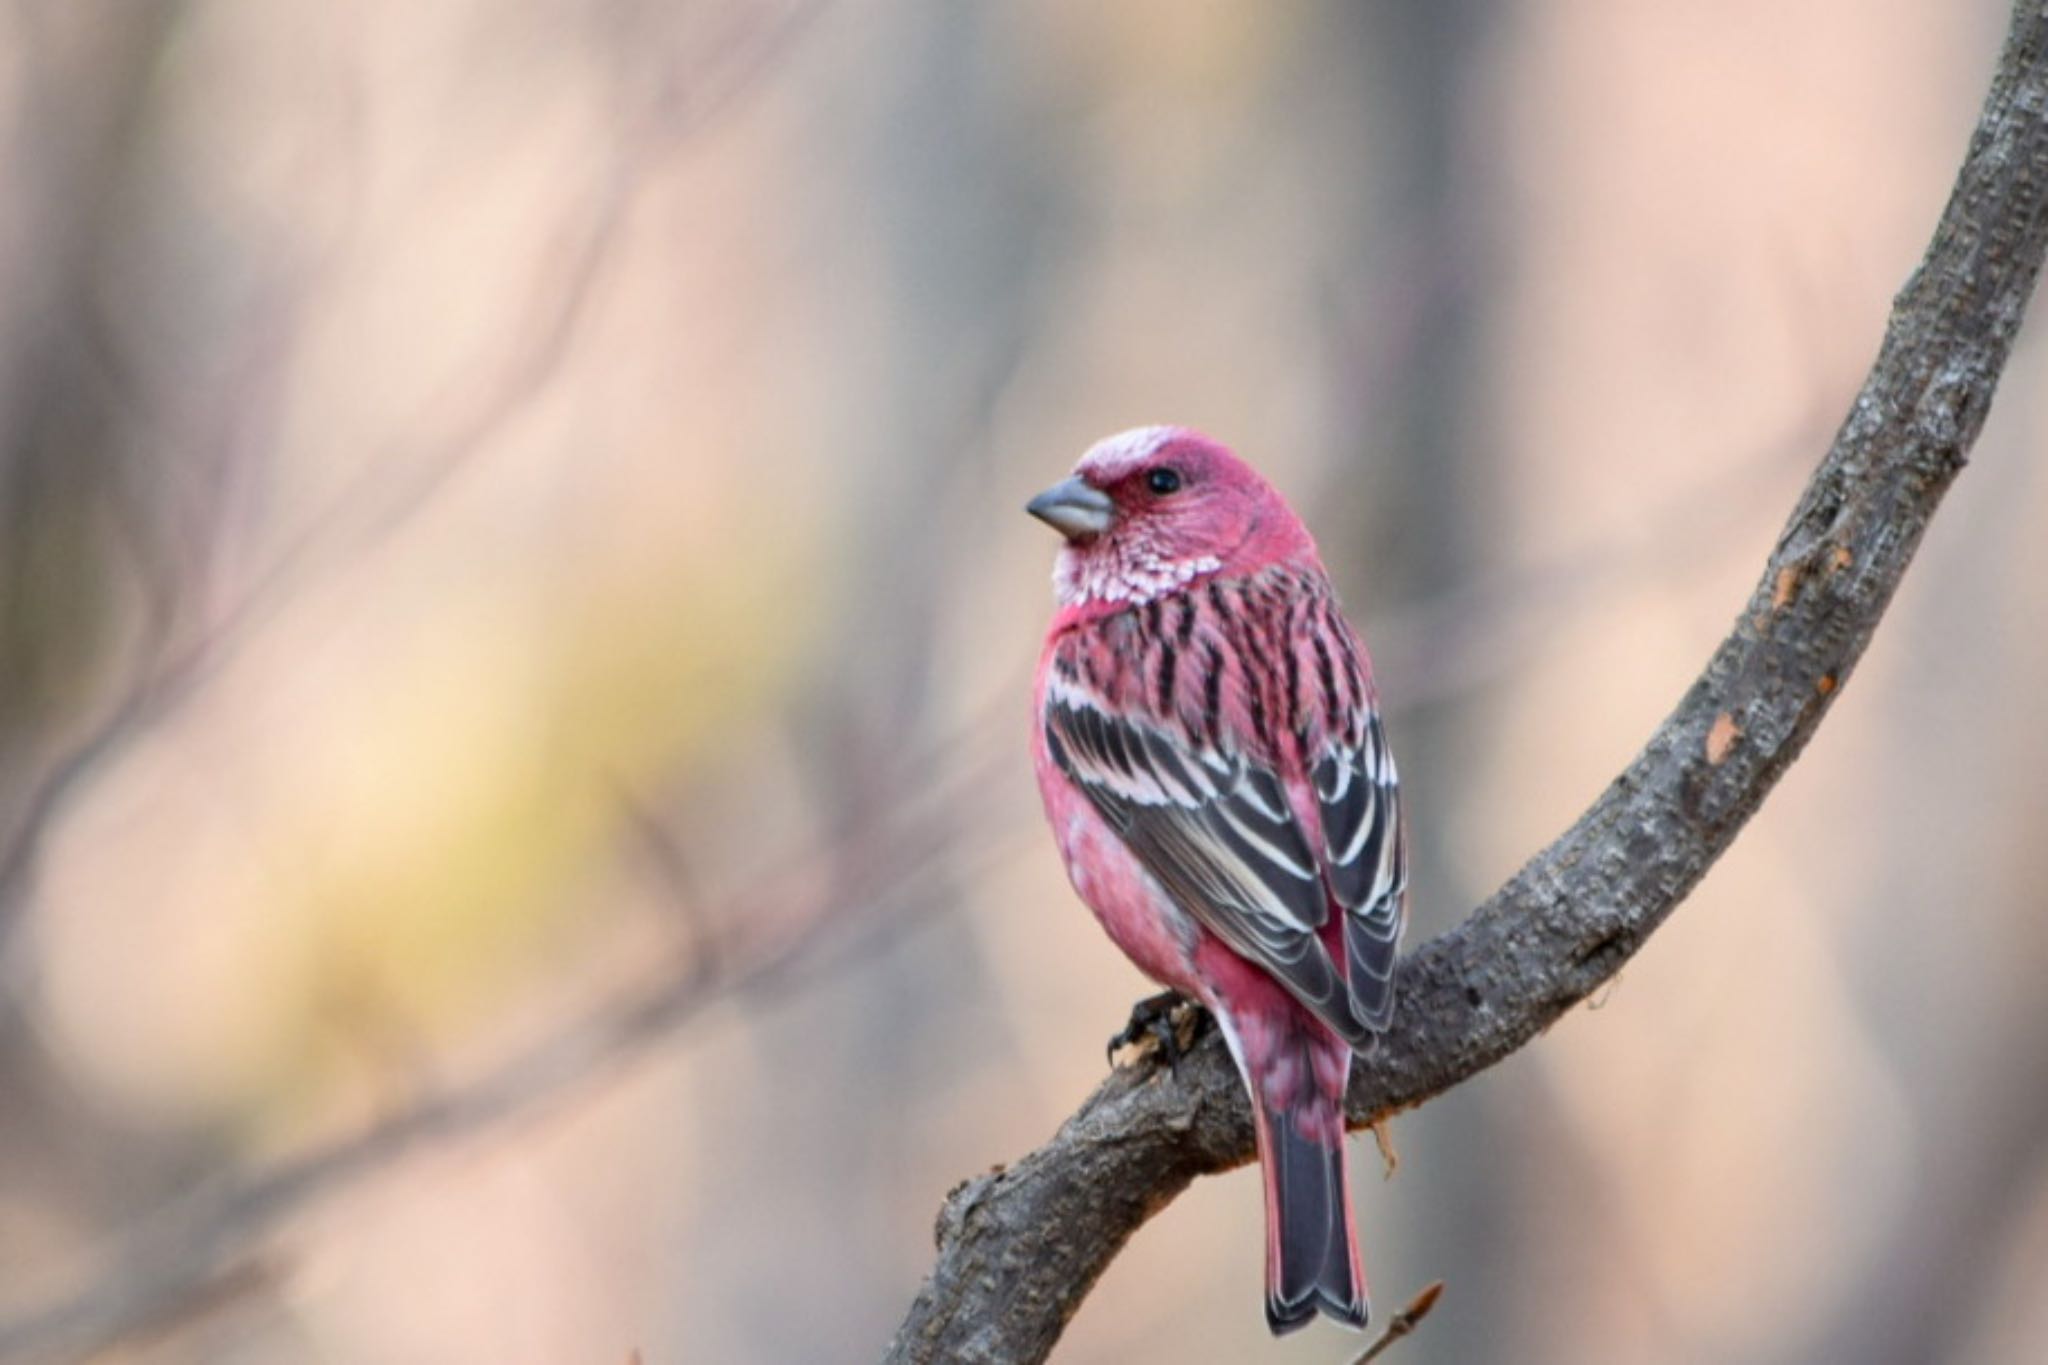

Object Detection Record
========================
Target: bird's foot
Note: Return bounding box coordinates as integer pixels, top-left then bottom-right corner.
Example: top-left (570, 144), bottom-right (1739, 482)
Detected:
top-left (1106, 991), bottom-right (1210, 1072)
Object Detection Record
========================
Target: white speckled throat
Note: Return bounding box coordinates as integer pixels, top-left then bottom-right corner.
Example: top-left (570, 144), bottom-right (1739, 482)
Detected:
top-left (1052, 536), bottom-right (1223, 608)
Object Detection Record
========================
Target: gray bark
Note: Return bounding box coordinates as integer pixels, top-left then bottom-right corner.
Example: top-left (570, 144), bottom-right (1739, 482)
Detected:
top-left (884, 4), bottom-right (2048, 1361)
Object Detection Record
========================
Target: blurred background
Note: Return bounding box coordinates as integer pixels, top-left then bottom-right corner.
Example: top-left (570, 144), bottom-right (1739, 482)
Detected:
top-left (0, 1), bottom-right (2043, 1361)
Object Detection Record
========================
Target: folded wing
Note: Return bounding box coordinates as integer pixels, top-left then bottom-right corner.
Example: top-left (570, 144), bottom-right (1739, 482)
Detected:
top-left (1046, 692), bottom-right (1390, 1048)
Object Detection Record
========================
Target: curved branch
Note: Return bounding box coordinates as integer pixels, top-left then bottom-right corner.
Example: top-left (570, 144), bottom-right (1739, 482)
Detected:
top-left (885, 6), bottom-right (2048, 1361)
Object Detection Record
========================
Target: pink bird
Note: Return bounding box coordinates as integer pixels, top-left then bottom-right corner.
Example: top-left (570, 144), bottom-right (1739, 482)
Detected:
top-left (1027, 426), bottom-right (1407, 1336)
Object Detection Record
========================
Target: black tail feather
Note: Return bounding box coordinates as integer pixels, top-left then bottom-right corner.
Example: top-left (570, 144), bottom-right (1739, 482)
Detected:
top-left (1260, 1105), bottom-right (1369, 1335)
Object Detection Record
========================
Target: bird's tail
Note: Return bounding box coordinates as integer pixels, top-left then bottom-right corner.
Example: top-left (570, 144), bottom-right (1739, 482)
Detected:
top-left (1252, 1090), bottom-right (1368, 1335)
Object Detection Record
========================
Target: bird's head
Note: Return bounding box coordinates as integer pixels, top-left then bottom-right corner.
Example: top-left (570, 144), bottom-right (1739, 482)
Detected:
top-left (1028, 426), bottom-right (1318, 610)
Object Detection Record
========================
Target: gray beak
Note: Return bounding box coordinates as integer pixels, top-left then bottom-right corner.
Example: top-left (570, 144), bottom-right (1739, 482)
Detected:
top-left (1025, 476), bottom-right (1115, 540)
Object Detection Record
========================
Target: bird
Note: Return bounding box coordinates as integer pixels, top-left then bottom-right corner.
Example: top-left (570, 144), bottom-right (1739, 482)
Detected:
top-left (1026, 425), bottom-right (1407, 1336)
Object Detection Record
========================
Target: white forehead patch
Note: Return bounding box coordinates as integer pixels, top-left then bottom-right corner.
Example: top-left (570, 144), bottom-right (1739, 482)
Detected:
top-left (1075, 425), bottom-right (1178, 484)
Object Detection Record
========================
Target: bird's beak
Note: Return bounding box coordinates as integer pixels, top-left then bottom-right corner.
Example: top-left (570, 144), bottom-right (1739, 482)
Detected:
top-left (1025, 476), bottom-right (1115, 541)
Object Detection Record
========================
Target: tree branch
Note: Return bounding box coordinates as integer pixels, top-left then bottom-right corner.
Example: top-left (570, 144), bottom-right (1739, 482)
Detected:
top-left (885, 6), bottom-right (2048, 1361)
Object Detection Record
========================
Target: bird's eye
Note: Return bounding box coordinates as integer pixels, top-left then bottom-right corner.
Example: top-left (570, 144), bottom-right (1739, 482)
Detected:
top-left (1146, 467), bottom-right (1183, 495)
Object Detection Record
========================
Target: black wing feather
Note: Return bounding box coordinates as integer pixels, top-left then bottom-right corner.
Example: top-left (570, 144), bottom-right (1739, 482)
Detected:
top-left (1046, 695), bottom-right (1378, 1047)
top-left (1312, 710), bottom-right (1404, 1031)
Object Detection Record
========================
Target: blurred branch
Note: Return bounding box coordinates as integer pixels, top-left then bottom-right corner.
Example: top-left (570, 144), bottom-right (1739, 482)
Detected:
top-left (0, 734), bottom-right (1008, 1363)
top-left (1366, 409), bottom-right (1819, 709)
top-left (0, 662), bottom-right (1014, 1360)
top-left (884, 6), bottom-right (2048, 1362)
top-left (0, 0), bottom-right (828, 947)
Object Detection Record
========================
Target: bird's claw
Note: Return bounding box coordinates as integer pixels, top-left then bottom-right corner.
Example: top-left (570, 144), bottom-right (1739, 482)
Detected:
top-left (1107, 990), bottom-right (1210, 1073)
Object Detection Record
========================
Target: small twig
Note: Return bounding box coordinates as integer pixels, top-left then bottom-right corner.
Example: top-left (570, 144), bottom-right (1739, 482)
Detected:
top-left (1368, 1117), bottom-right (1400, 1179)
top-left (618, 784), bottom-right (720, 983)
top-left (1352, 1281), bottom-right (1444, 1364)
